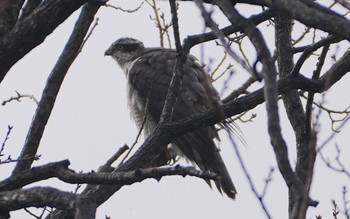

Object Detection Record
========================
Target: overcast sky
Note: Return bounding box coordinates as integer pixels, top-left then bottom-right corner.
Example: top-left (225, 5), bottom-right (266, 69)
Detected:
top-left (1, 0), bottom-right (350, 218)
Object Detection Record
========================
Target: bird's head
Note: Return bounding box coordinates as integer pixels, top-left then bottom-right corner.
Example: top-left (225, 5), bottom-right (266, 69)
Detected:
top-left (105, 37), bottom-right (145, 67)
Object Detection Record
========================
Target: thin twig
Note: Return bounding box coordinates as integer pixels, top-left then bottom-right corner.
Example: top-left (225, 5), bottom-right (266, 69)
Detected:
top-left (2, 91), bottom-right (38, 106)
top-left (146, 0), bottom-right (165, 47)
top-left (261, 167), bottom-right (275, 198)
top-left (24, 208), bottom-right (40, 219)
top-left (224, 125), bottom-right (272, 219)
top-left (105, 2), bottom-right (143, 13)
top-left (194, 0), bottom-right (257, 78)
top-left (342, 186), bottom-right (350, 219)
top-left (160, 13), bottom-right (173, 48)
top-left (292, 27), bottom-right (312, 45)
top-left (318, 144), bottom-right (350, 179)
top-left (0, 125), bottom-right (13, 156)
top-left (0, 155), bottom-right (41, 165)
top-left (118, 115), bottom-right (147, 166)
top-left (79, 17), bottom-right (99, 53)
top-left (317, 115), bottom-right (350, 152)
top-left (291, 35), bottom-right (341, 76)
top-left (222, 76), bottom-right (257, 103)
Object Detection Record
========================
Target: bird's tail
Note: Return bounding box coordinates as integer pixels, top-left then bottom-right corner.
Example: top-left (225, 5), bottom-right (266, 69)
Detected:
top-left (211, 148), bottom-right (237, 199)
top-left (174, 129), bottom-right (237, 199)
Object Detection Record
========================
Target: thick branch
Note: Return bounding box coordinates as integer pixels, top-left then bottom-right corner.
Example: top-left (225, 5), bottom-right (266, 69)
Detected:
top-left (271, 0), bottom-right (350, 40)
top-left (0, 0), bottom-right (24, 36)
top-left (12, 1), bottom-right (102, 175)
top-left (275, 13), bottom-right (312, 218)
top-left (0, 0), bottom-right (90, 82)
top-left (18, 0), bottom-right (42, 22)
top-left (215, 0), bottom-right (305, 200)
top-left (321, 50), bottom-right (350, 90)
top-left (0, 187), bottom-right (96, 219)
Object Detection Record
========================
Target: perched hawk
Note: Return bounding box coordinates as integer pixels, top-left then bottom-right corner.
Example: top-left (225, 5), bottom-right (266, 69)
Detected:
top-left (105, 37), bottom-right (237, 199)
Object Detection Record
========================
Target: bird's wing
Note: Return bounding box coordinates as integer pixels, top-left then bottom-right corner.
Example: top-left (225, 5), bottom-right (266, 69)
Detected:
top-left (128, 49), bottom-right (237, 199)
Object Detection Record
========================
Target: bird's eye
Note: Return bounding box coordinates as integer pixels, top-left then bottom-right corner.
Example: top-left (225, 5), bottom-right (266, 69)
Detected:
top-left (116, 45), bottom-right (123, 50)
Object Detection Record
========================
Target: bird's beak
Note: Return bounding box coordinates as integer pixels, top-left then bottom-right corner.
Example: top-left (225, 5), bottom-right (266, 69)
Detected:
top-left (104, 48), bottom-right (112, 56)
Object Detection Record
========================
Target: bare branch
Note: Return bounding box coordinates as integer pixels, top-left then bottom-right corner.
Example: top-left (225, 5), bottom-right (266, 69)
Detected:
top-left (318, 144), bottom-right (350, 179)
top-left (321, 50), bottom-right (350, 91)
top-left (1, 91), bottom-right (38, 106)
top-left (222, 76), bottom-right (257, 102)
top-left (0, 187), bottom-right (96, 219)
top-left (79, 17), bottom-right (100, 53)
top-left (101, 145), bottom-right (129, 172)
top-left (105, 2), bottom-right (143, 13)
top-left (146, 0), bottom-right (166, 47)
top-left (118, 113), bottom-right (147, 166)
top-left (225, 127), bottom-right (272, 219)
top-left (342, 186), bottom-right (350, 219)
top-left (291, 35), bottom-right (341, 76)
top-left (292, 35), bottom-right (343, 54)
top-left (0, 125), bottom-right (13, 157)
top-left (270, 0), bottom-right (350, 40)
top-left (194, 1), bottom-right (259, 79)
top-left (157, 0), bottom-right (187, 125)
top-left (335, 0), bottom-right (350, 11)
top-left (18, 0), bottom-right (41, 22)
top-left (0, 160), bottom-right (217, 191)
top-left (0, 0), bottom-right (24, 36)
top-left (184, 9), bottom-right (274, 53)
top-left (318, 115), bottom-right (350, 152)
top-left (12, 1), bottom-right (103, 175)
top-left (0, 0), bottom-right (92, 81)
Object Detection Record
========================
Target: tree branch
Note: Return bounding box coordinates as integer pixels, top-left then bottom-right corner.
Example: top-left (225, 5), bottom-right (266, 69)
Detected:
top-left (12, 1), bottom-right (103, 175)
top-left (291, 35), bottom-right (342, 76)
top-left (0, 160), bottom-right (217, 191)
top-left (0, 0), bottom-right (24, 37)
top-left (18, 0), bottom-right (42, 22)
top-left (271, 0), bottom-right (350, 40)
top-left (321, 50), bottom-right (350, 90)
top-left (214, 2), bottom-right (312, 218)
top-left (0, 187), bottom-right (96, 219)
top-left (184, 9), bottom-right (274, 51)
top-left (275, 13), bottom-right (314, 218)
top-left (0, 0), bottom-right (92, 82)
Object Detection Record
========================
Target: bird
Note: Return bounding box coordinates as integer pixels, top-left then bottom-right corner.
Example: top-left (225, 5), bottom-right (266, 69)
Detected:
top-left (105, 37), bottom-right (237, 199)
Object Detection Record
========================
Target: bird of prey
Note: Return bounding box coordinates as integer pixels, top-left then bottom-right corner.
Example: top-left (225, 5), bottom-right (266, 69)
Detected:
top-left (105, 37), bottom-right (237, 199)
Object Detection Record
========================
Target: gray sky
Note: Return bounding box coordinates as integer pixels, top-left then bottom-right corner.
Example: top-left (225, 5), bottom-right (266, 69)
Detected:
top-left (1, 0), bottom-right (350, 218)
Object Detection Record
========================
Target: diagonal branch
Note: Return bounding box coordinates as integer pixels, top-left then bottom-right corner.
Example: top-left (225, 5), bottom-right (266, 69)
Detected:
top-left (158, 0), bottom-right (187, 124)
top-left (12, 1), bottom-right (103, 175)
top-left (0, 0), bottom-right (25, 37)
